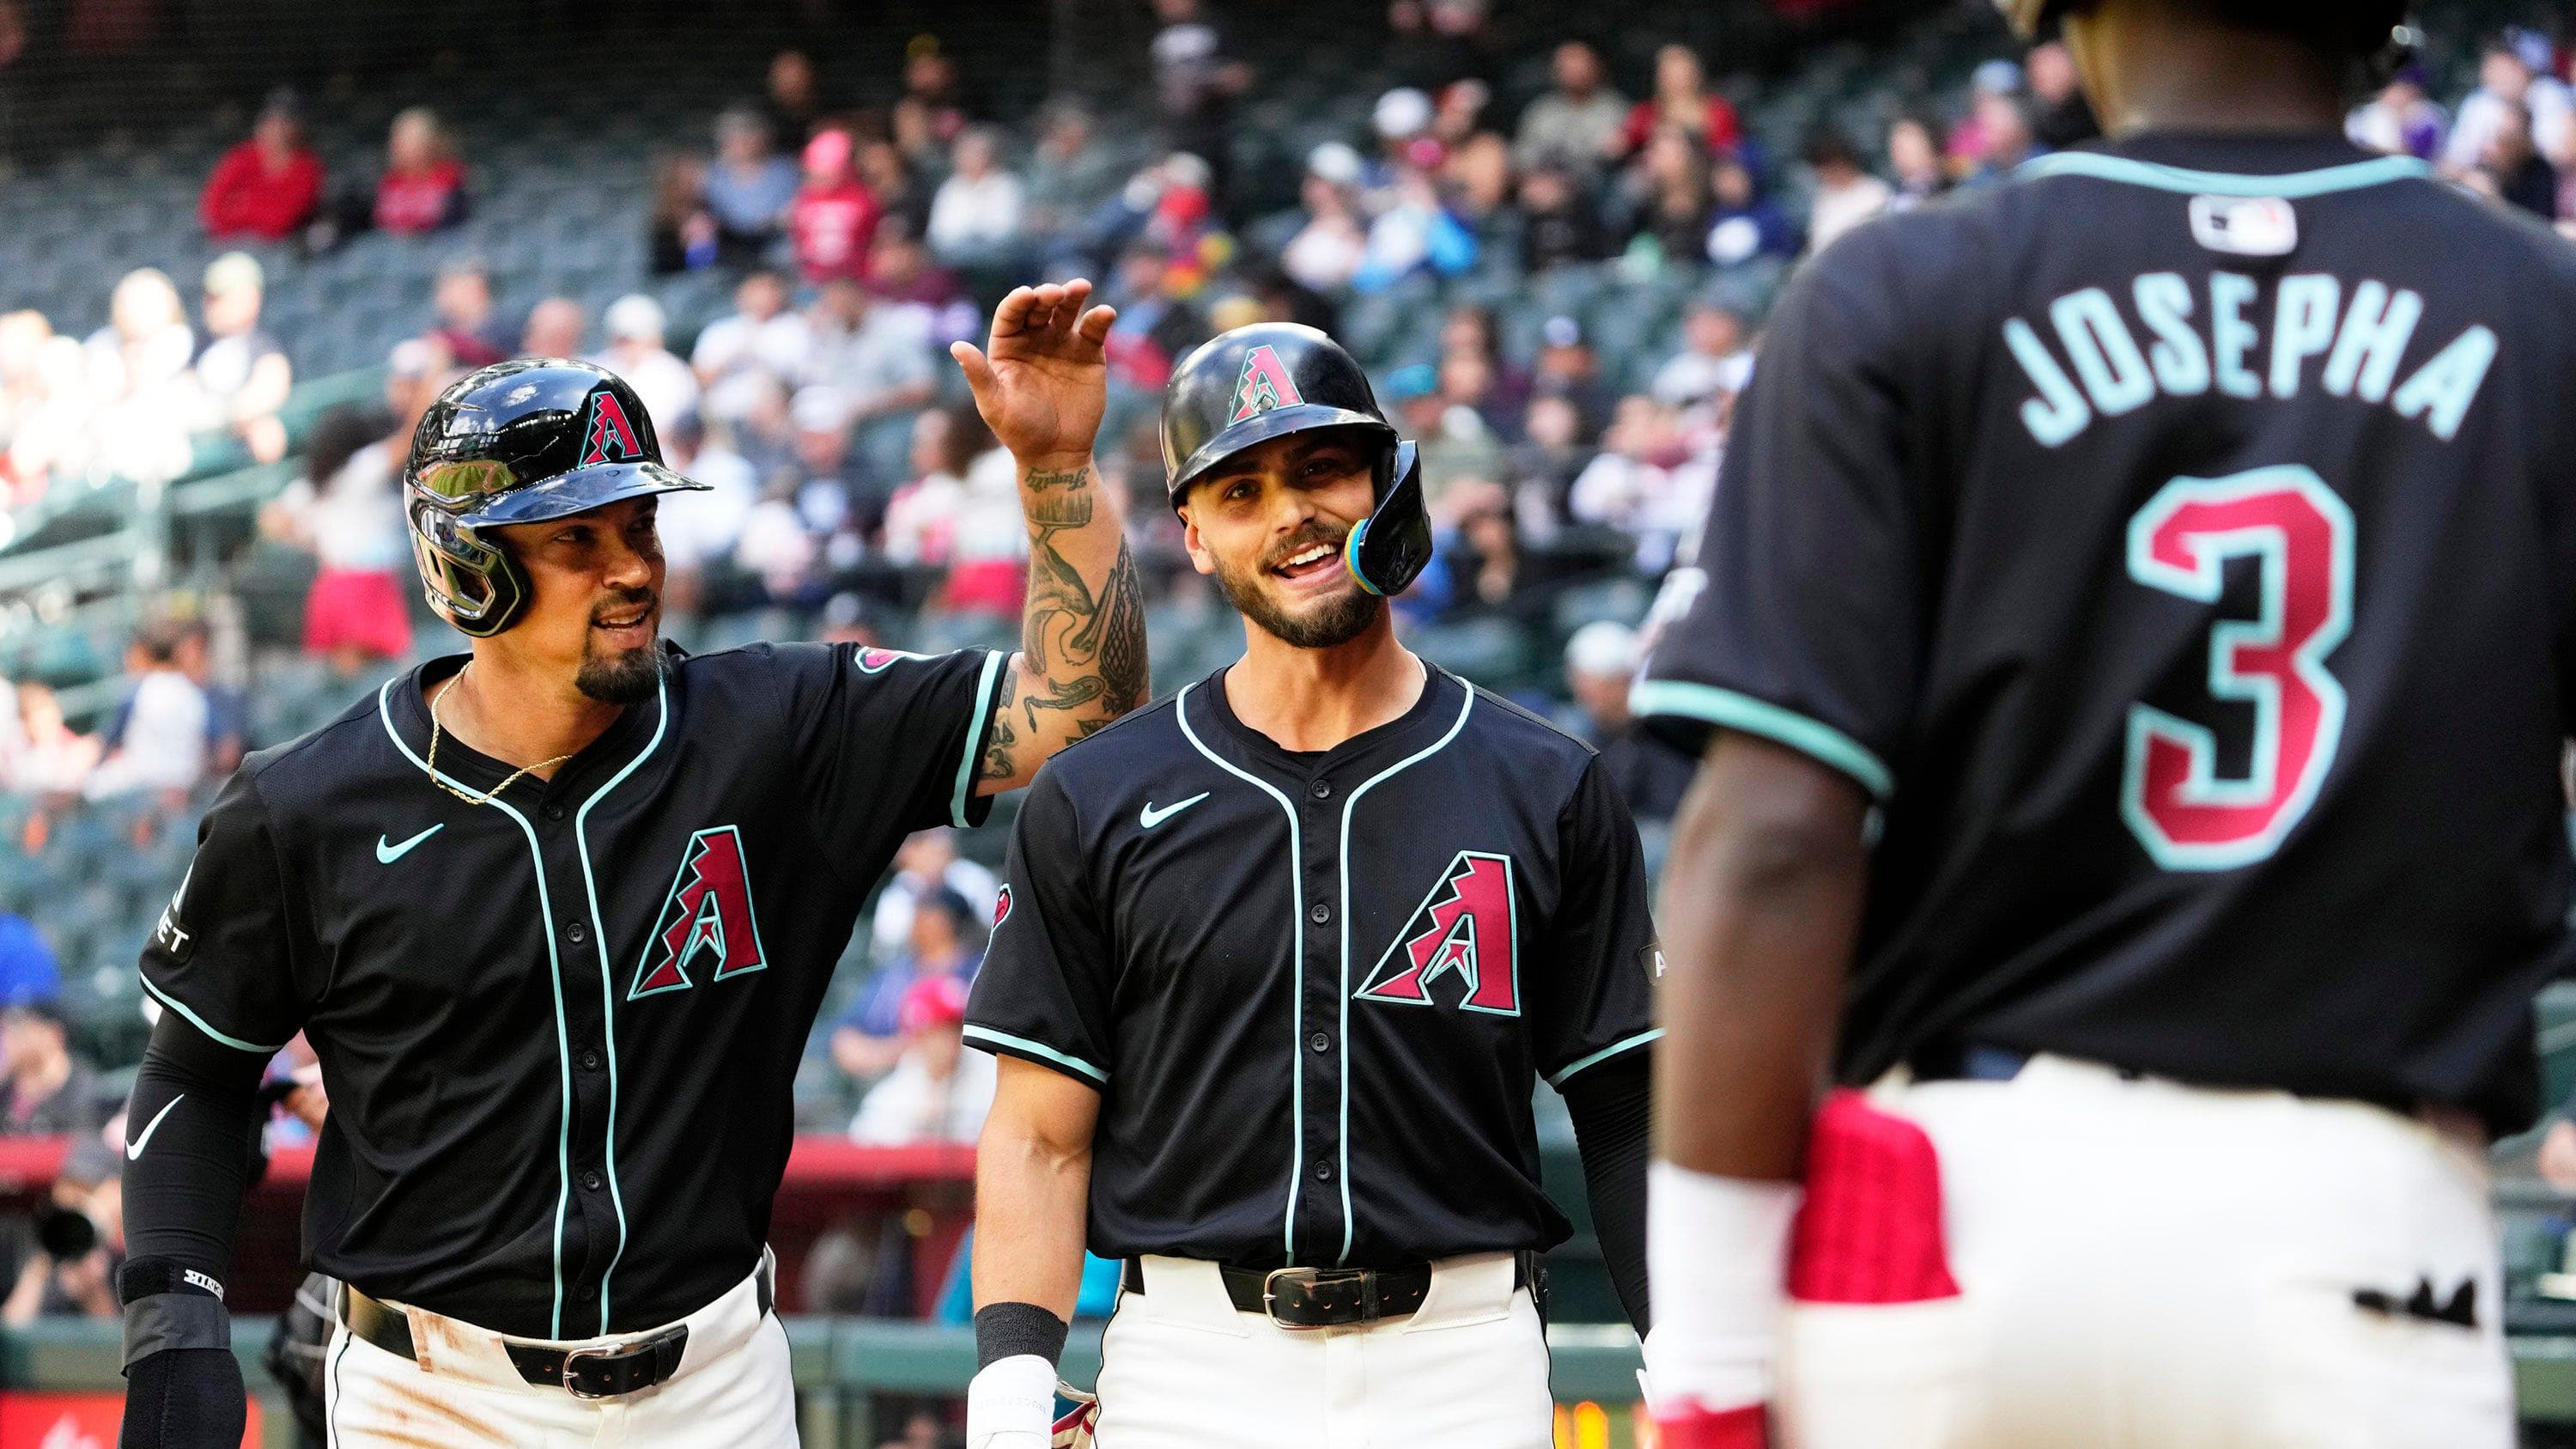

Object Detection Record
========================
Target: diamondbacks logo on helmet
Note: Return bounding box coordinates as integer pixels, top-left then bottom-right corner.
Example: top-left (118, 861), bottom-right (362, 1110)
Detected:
top-left (631, 826), bottom-right (769, 998)
top-left (580, 389), bottom-right (647, 467)
top-left (1354, 851), bottom-right (1519, 1014)
top-left (1228, 344), bottom-right (1306, 424)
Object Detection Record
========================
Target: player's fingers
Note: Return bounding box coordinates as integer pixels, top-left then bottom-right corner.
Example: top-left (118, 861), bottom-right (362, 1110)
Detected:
top-left (1022, 283), bottom-right (1066, 340)
top-left (989, 287), bottom-right (1035, 341)
top-left (1074, 303), bottom-right (1118, 351)
top-left (950, 340), bottom-right (995, 399)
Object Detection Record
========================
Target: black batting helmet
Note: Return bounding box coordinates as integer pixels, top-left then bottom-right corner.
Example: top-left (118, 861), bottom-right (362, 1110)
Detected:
top-left (404, 358), bottom-right (708, 637)
top-left (1161, 323), bottom-right (1432, 597)
top-left (1996, 0), bottom-right (2410, 63)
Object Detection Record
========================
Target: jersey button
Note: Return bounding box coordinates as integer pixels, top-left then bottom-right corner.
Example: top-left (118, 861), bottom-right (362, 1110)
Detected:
top-left (1309, 779), bottom-right (1331, 800)
top-left (579, 1048), bottom-right (603, 1072)
top-left (1312, 1160), bottom-right (1333, 1181)
top-left (1309, 902), bottom-right (1330, 925)
top-left (544, 804), bottom-right (567, 822)
top-left (567, 921), bottom-right (588, 944)
top-left (580, 1169), bottom-right (605, 1191)
top-left (1309, 1032), bottom-right (1329, 1052)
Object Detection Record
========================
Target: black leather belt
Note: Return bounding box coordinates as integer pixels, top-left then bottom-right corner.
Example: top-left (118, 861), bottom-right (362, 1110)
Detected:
top-left (1121, 1252), bottom-right (1534, 1330)
top-left (336, 1263), bottom-right (772, 1400)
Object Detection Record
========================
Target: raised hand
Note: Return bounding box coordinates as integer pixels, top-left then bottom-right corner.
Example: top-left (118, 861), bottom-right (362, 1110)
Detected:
top-left (951, 280), bottom-right (1118, 469)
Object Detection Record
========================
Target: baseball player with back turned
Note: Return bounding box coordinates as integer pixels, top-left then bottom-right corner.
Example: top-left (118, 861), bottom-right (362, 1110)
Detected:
top-left (962, 322), bottom-right (1664, 1449)
top-left (112, 281), bottom-right (1144, 1448)
top-left (1636, 2), bottom-right (2576, 1446)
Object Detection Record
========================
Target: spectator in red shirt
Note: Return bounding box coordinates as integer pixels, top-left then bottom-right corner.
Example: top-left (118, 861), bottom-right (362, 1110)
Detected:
top-left (199, 91), bottom-right (323, 242)
top-left (792, 127), bottom-right (881, 285)
top-left (374, 107), bottom-right (468, 235)
top-left (1614, 43), bottom-right (1741, 162)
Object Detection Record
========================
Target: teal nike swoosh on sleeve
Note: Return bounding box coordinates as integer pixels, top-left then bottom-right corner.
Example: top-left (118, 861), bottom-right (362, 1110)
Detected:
top-left (376, 824), bottom-right (446, 864)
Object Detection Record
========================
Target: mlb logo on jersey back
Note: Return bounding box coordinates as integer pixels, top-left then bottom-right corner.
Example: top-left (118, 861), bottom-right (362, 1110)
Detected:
top-left (1354, 851), bottom-right (1519, 1015)
top-left (2188, 195), bottom-right (2297, 257)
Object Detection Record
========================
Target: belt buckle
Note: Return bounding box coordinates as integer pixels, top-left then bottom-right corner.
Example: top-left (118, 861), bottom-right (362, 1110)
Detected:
top-left (559, 1342), bottom-right (636, 1400)
top-left (1262, 1267), bottom-right (1369, 1330)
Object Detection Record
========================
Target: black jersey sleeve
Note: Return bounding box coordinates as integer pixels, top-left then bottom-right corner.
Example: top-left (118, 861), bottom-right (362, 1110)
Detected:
top-left (1533, 758), bottom-right (1662, 1090)
top-left (138, 768), bottom-right (318, 1054)
top-left (962, 769), bottom-right (1113, 1089)
top-left (1632, 235), bottom-right (1920, 802)
top-left (775, 642), bottom-right (1008, 837)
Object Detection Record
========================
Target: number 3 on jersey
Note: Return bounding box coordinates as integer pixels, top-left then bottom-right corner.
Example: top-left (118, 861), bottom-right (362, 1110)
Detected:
top-left (2121, 465), bottom-right (2354, 872)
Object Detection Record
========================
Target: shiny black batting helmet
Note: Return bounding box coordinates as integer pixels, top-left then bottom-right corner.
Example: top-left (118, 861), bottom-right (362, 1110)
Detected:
top-left (1996, 0), bottom-right (2410, 64)
top-left (404, 358), bottom-right (708, 637)
top-left (1161, 323), bottom-right (1432, 598)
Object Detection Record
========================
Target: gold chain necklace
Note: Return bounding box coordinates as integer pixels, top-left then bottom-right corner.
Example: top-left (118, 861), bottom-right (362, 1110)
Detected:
top-left (426, 662), bottom-right (574, 808)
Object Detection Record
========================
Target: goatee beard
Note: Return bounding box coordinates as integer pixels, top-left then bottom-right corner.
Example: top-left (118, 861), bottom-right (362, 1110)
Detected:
top-left (576, 642), bottom-right (663, 704)
top-left (1214, 557), bottom-right (1384, 651)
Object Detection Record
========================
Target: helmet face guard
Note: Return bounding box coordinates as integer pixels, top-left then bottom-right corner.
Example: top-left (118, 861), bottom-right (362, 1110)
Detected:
top-left (402, 358), bottom-right (708, 637)
top-left (1346, 441), bottom-right (1431, 597)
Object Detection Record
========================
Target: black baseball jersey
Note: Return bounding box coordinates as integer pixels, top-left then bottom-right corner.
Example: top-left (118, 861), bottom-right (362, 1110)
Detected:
top-left (965, 661), bottom-right (1659, 1268)
top-left (140, 642), bottom-right (1004, 1337)
top-left (1637, 133), bottom-right (2576, 1131)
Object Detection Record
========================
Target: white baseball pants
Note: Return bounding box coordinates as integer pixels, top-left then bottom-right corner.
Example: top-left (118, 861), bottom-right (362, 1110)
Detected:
top-left (1091, 1251), bottom-right (1556, 1448)
top-left (1777, 1054), bottom-right (2512, 1449)
top-left (322, 1258), bottom-right (795, 1447)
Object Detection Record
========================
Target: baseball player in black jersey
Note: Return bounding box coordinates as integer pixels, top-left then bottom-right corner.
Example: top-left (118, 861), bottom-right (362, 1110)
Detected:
top-left (1637, 3), bottom-right (2572, 1446)
top-left (960, 323), bottom-right (1662, 1449)
top-left (113, 281), bottom-right (1146, 1448)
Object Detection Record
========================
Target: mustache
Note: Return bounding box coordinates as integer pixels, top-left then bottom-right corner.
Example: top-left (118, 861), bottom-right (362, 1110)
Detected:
top-left (589, 588), bottom-right (659, 624)
top-left (1263, 525), bottom-right (1348, 572)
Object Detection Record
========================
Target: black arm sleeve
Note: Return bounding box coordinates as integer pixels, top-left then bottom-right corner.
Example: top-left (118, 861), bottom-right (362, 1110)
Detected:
top-left (1562, 1051), bottom-right (1651, 1336)
top-left (122, 1008), bottom-right (271, 1287)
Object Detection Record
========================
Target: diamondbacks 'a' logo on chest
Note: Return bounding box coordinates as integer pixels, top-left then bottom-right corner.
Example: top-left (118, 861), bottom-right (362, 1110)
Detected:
top-left (1352, 851), bottom-right (1518, 1015)
top-left (629, 825), bottom-right (768, 999)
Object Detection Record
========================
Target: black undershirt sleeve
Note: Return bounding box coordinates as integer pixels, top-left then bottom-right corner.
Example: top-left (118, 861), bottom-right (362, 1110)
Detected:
top-left (1561, 1051), bottom-right (1651, 1336)
top-left (122, 1009), bottom-right (272, 1288)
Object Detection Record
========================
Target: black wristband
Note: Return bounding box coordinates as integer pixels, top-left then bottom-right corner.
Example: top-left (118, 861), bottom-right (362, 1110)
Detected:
top-left (974, 1300), bottom-right (1070, 1370)
top-left (119, 1257), bottom-right (226, 1305)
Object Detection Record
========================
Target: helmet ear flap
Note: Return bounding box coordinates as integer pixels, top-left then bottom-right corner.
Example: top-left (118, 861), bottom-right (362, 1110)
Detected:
top-left (1346, 441), bottom-right (1433, 598)
top-left (410, 506), bottom-right (532, 637)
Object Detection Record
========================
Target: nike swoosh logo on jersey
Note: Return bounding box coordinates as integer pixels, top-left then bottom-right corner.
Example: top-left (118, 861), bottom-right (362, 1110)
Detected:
top-left (375, 825), bottom-right (445, 864)
top-left (1138, 793), bottom-right (1211, 829)
top-left (127, 1094), bottom-right (184, 1160)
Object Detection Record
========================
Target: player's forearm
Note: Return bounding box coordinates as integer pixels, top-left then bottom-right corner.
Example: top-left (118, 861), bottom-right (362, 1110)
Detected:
top-left (971, 1112), bottom-right (1094, 1319)
top-left (981, 455), bottom-right (1146, 788)
top-left (121, 1014), bottom-right (267, 1282)
top-left (1654, 734), bottom-right (1870, 1183)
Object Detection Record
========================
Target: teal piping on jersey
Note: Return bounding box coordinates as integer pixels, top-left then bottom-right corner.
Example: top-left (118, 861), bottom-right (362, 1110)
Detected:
top-left (1332, 671), bottom-right (1473, 1265)
top-left (1628, 680), bottom-right (1894, 802)
top-left (2014, 150), bottom-right (2432, 198)
top-left (376, 679), bottom-right (578, 1338)
top-left (1546, 1028), bottom-right (1662, 1090)
top-left (953, 651), bottom-right (1006, 828)
top-left (963, 1025), bottom-right (1109, 1084)
top-left (571, 675), bottom-right (667, 1335)
top-left (1173, 681), bottom-right (1311, 1266)
top-left (139, 977), bottom-right (287, 1055)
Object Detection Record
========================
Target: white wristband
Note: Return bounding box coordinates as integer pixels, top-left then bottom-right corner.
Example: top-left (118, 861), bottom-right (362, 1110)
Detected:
top-left (1643, 1160), bottom-right (1801, 1413)
top-left (966, 1353), bottom-right (1058, 1449)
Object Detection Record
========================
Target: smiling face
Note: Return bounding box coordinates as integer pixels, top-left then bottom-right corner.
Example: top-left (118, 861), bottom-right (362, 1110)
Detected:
top-left (1181, 429), bottom-right (1387, 650)
top-left (484, 495), bottom-right (667, 703)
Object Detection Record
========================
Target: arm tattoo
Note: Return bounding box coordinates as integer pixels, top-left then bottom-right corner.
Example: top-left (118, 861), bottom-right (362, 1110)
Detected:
top-left (995, 459), bottom-right (1150, 778)
top-left (978, 664), bottom-right (1021, 783)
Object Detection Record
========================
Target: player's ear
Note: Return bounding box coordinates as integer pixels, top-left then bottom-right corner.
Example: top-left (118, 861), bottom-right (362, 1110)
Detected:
top-left (1177, 502), bottom-right (1217, 577)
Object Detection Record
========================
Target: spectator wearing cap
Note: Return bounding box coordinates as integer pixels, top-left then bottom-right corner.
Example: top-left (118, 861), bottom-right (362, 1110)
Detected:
top-left (692, 271), bottom-right (813, 421)
top-left (793, 129), bottom-right (883, 285)
top-left (373, 107), bottom-right (468, 235)
top-left (1704, 151), bottom-right (1801, 268)
top-left (1518, 163), bottom-right (1611, 273)
top-left (1, 1001), bottom-right (102, 1138)
top-left (2445, 33), bottom-right (2575, 182)
top-left (200, 90), bottom-right (323, 242)
top-left (519, 295), bottom-right (586, 361)
top-left (848, 974), bottom-right (994, 1146)
top-left (1613, 44), bottom-right (1741, 165)
top-left (926, 126), bottom-right (1028, 270)
top-left (1513, 40), bottom-right (1629, 180)
top-left (2025, 40), bottom-right (2099, 149)
top-left (2348, 67), bottom-right (2448, 161)
top-left (191, 252), bottom-right (292, 465)
top-left (704, 107), bottom-right (801, 263)
top-left (591, 295), bottom-right (699, 435)
top-left (1533, 314), bottom-right (1616, 436)
top-left (1803, 125), bottom-right (1892, 254)
top-left (802, 280), bottom-right (937, 441)
top-left (1561, 620), bottom-right (1694, 832)
top-left (1650, 297), bottom-right (1752, 411)
top-left (833, 885), bottom-right (986, 1083)
top-left (428, 258), bottom-right (510, 368)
